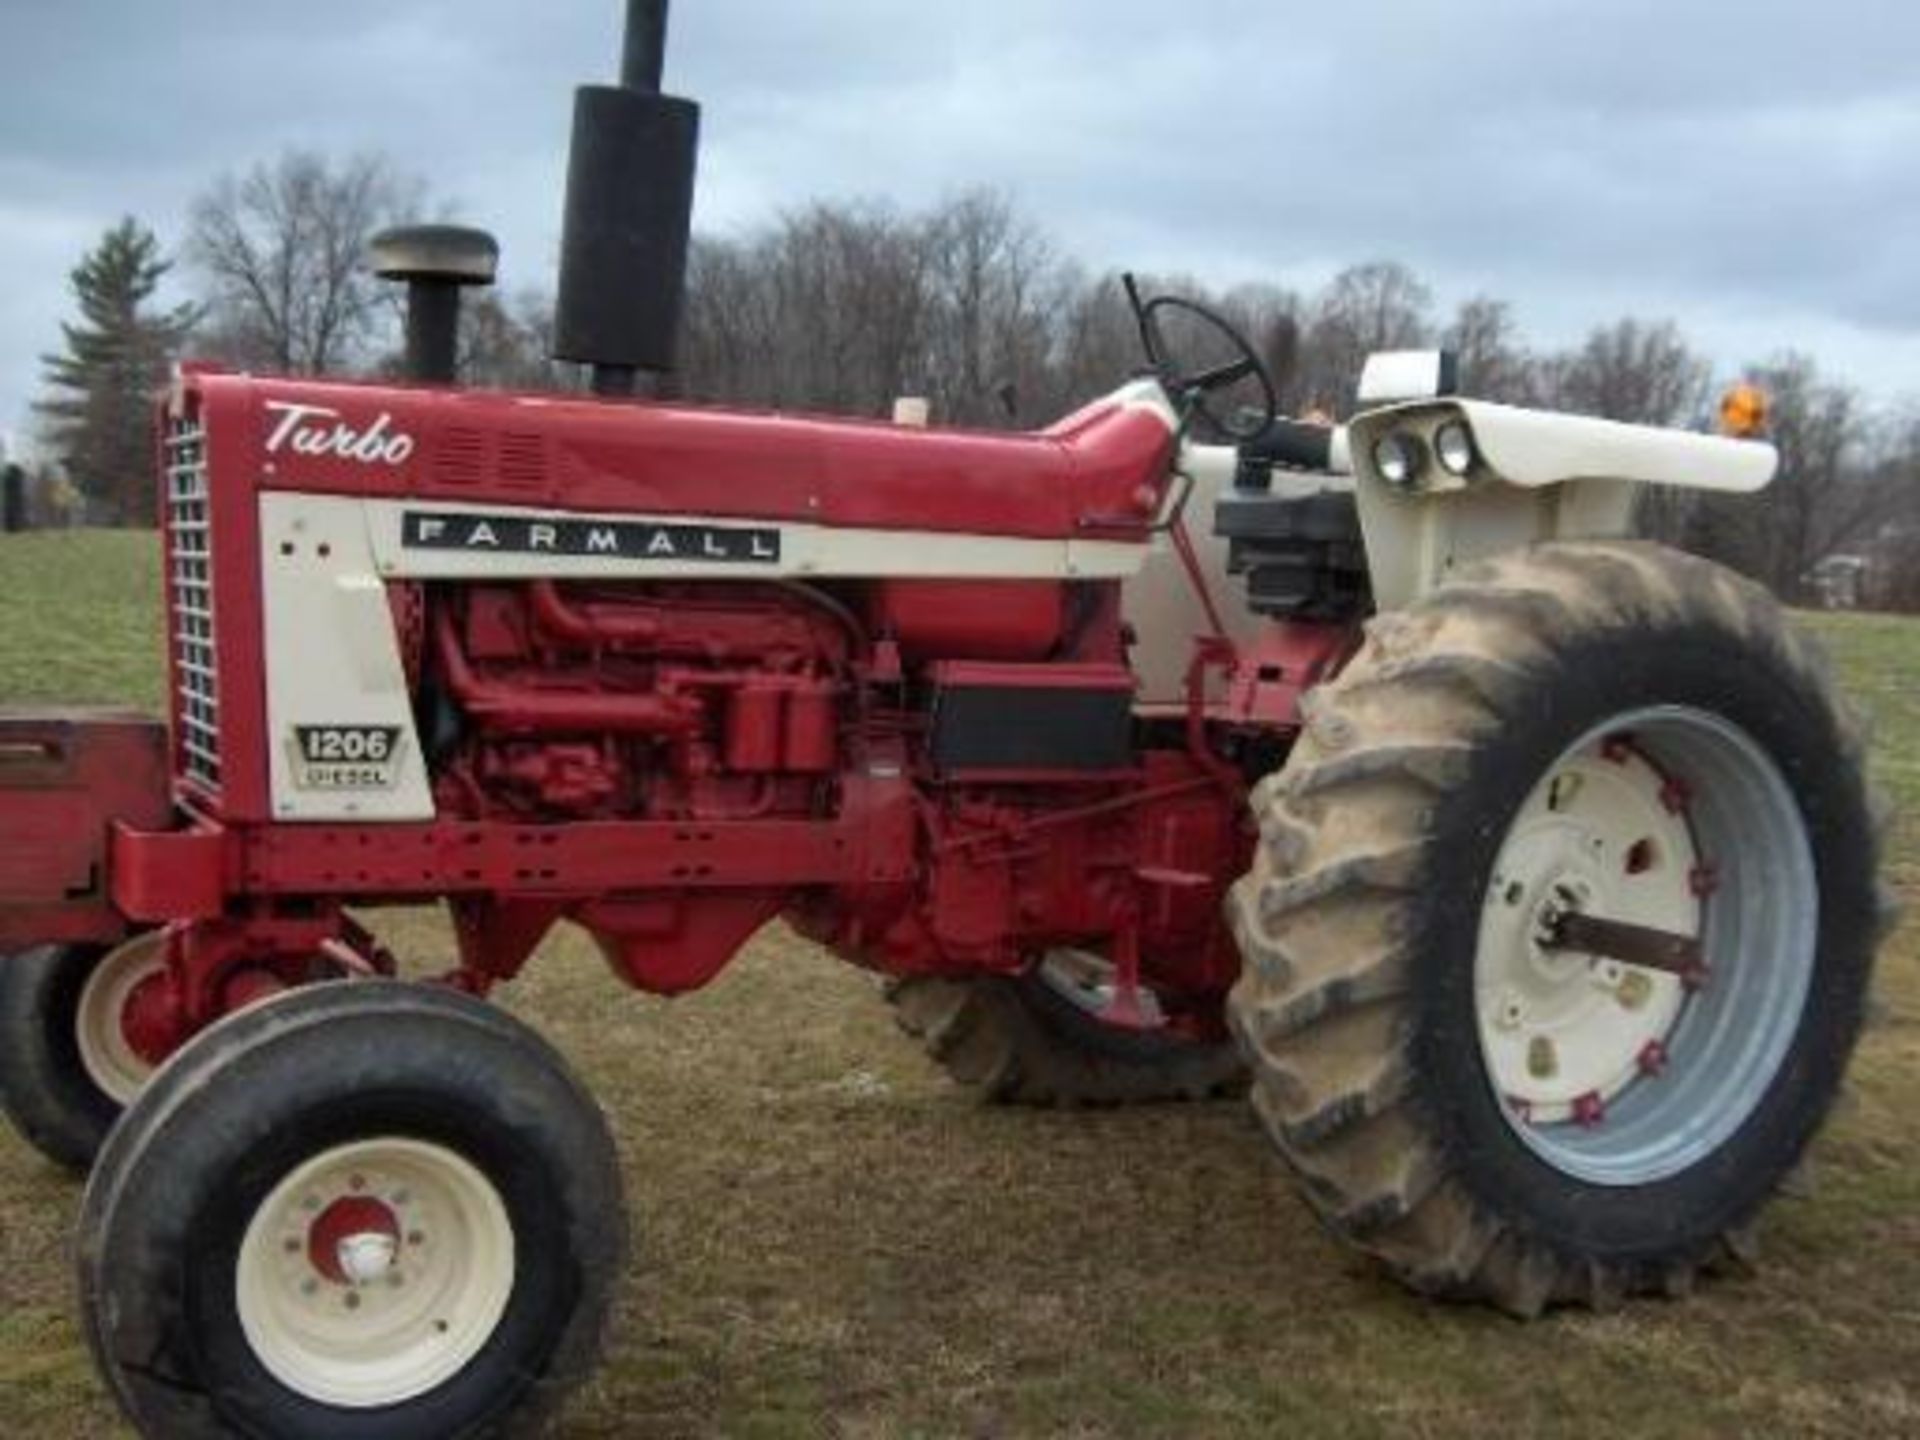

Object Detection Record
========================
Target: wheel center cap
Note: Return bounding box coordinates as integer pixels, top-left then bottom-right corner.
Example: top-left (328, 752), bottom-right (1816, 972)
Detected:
top-left (307, 1196), bottom-right (401, 1287)
top-left (1526, 873), bottom-right (1595, 981)
top-left (337, 1231), bottom-right (398, 1285)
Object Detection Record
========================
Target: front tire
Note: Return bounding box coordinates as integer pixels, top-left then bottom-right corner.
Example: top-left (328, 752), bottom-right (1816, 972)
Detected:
top-left (1227, 542), bottom-right (1891, 1314)
top-left (0, 933), bottom-right (166, 1172)
top-left (79, 982), bottom-right (625, 1438)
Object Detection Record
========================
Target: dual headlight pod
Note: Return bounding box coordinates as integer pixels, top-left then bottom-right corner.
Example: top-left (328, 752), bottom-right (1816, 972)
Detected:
top-left (1371, 419), bottom-right (1477, 489)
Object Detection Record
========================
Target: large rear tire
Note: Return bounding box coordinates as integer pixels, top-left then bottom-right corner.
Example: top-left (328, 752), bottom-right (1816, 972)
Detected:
top-left (79, 982), bottom-right (625, 1438)
top-left (889, 953), bottom-right (1244, 1106)
top-left (1227, 542), bottom-right (1892, 1314)
top-left (0, 933), bottom-right (166, 1172)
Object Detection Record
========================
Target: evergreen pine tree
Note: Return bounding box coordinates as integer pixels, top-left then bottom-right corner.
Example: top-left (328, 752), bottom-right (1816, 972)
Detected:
top-left (35, 219), bottom-right (198, 524)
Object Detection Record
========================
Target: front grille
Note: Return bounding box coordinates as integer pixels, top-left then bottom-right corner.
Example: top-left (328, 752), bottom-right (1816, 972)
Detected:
top-left (165, 417), bottom-right (220, 792)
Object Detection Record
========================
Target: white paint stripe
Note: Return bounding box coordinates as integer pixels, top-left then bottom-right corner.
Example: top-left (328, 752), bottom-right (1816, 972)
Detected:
top-left (357, 497), bottom-right (1151, 581)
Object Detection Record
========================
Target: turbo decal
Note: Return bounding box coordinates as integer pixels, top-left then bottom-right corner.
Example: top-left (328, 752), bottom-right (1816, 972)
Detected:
top-left (263, 401), bottom-right (416, 465)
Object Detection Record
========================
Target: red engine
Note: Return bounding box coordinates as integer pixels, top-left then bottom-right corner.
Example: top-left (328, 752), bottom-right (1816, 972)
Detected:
top-left (402, 567), bottom-right (1250, 1028)
top-left (425, 580), bottom-right (849, 823)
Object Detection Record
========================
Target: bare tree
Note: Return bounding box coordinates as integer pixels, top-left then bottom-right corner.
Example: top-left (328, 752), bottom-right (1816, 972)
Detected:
top-left (920, 191), bottom-right (1065, 426)
top-left (1541, 318), bottom-right (1709, 426)
top-left (681, 235), bottom-right (778, 402)
top-left (1444, 296), bottom-right (1532, 403)
top-left (681, 191), bottom-right (1078, 427)
top-left (1043, 270), bottom-right (1149, 419)
top-left (1298, 262), bottom-right (1434, 414)
top-left (682, 201), bottom-right (937, 415)
top-left (1523, 318), bottom-right (1711, 547)
top-left (1859, 406), bottom-right (1920, 610)
top-left (187, 152), bottom-right (424, 376)
top-left (1686, 354), bottom-right (1889, 602)
top-left (456, 290), bottom-right (571, 393)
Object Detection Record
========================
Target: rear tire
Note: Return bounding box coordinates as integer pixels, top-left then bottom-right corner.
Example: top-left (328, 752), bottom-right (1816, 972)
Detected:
top-left (888, 956), bottom-right (1244, 1106)
top-left (1227, 542), bottom-right (1890, 1314)
top-left (0, 934), bottom-right (164, 1172)
top-left (79, 982), bottom-right (625, 1438)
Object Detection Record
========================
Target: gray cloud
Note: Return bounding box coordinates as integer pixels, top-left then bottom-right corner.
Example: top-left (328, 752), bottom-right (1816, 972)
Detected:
top-left (3, 0), bottom-right (1916, 451)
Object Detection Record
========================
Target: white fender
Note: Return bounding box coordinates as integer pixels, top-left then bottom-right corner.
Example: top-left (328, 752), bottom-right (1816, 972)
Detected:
top-left (1345, 400), bottom-right (1779, 610)
top-left (1352, 398), bottom-right (1778, 494)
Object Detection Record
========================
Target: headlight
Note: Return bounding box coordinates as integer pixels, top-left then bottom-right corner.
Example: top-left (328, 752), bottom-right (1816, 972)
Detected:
top-left (1372, 432), bottom-right (1425, 488)
top-left (1435, 421), bottom-right (1476, 476)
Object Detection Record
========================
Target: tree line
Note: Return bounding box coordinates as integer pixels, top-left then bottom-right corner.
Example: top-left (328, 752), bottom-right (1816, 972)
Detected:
top-left (31, 151), bottom-right (1920, 610)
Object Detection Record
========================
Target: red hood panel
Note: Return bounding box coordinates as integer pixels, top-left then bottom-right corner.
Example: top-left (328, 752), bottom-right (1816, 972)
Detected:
top-left (186, 371), bottom-right (1173, 541)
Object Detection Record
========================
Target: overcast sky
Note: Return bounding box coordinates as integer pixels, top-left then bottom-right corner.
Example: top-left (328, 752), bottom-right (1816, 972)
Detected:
top-left (2, 0), bottom-right (1916, 453)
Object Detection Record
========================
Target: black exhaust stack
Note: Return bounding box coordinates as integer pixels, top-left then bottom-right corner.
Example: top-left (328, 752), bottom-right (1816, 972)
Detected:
top-left (553, 0), bottom-right (701, 396)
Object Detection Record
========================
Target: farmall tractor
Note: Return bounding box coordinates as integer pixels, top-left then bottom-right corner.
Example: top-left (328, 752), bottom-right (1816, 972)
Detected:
top-left (0, 5), bottom-right (1893, 1436)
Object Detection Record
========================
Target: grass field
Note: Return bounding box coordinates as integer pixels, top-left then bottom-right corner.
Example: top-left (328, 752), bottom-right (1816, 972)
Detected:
top-left (0, 530), bottom-right (1914, 1438)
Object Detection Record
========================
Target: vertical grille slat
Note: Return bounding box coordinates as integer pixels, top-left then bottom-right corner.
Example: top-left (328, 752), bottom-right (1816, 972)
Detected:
top-left (165, 418), bottom-right (220, 792)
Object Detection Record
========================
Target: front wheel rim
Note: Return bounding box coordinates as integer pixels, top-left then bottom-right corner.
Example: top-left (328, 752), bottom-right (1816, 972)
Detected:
top-left (1474, 705), bottom-right (1818, 1187)
top-left (235, 1137), bottom-right (516, 1409)
top-left (73, 933), bottom-right (168, 1104)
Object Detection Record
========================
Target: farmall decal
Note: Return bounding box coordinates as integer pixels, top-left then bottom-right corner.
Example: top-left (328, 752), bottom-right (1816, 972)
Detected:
top-left (264, 400), bottom-right (416, 465)
top-left (289, 726), bottom-right (406, 791)
top-left (401, 510), bottom-right (783, 563)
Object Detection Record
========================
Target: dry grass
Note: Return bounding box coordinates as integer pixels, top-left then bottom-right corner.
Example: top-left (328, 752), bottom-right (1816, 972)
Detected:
top-left (0, 531), bottom-right (1914, 1437)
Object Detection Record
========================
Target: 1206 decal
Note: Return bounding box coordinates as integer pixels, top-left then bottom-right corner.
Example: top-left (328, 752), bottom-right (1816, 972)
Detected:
top-left (288, 725), bottom-right (406, 790)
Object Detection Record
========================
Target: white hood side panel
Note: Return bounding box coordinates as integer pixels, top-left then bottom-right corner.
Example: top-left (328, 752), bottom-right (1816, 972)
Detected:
top-left (363, 499), bottom-right (1149, 582)
top-left (259, 493), bottom-right (436, 821)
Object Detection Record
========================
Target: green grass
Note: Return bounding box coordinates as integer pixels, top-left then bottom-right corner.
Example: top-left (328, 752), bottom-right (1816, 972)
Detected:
top-left (0, 531), bottom-right (1914, 1437)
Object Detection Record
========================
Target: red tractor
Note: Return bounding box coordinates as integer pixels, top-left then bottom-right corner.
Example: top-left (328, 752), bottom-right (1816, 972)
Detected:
top-left (0, 5), bottom-right (1891, 1435)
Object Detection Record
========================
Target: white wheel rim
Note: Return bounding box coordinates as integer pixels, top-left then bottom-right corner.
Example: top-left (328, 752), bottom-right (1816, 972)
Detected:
top-left (74, 932), bottom-right (168, 1104)
top-left (236, 1138), bottom-right (516, 1409)
top-left (1475, 706), bottom-right (1819, 1186)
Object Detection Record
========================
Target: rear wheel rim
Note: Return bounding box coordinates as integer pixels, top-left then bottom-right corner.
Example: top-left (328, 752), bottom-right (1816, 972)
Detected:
top-left (1474, 705), bottom-right (1818, 1187)
top-left (235, 1137), bottom-right (516, 1408)
top-left (1033, 949), bottom-right (1168, 1028)
top-left (73, 933), bottom-right (167, 1104)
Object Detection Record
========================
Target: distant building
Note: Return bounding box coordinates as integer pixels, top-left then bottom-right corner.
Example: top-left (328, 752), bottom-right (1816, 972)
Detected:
top-left (1807, 554), bottom-right (1869, 610)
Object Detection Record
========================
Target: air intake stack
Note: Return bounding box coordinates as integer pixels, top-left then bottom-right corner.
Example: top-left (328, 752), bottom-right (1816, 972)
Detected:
top-left (369, 225), bottom-right (500, 384)
top-left (553, 0), bottom-right (701, 396)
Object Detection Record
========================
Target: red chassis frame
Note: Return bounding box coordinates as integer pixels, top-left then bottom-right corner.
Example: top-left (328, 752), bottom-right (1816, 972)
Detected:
top-left (0, 366), bottom-right (1358, 1057)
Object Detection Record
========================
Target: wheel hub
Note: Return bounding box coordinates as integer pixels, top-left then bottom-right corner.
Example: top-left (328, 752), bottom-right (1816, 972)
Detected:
top-left (307, 1195), bottom-right (402, 1287)
top-left (1477, 739), bottom-right (1699, 1125)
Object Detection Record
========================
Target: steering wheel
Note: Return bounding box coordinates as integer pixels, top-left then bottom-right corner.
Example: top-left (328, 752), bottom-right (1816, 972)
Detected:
top-left (1137, 292), bottom-right (1279, 443)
